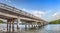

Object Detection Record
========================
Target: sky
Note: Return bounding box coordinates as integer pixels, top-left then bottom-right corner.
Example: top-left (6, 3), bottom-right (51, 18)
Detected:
top-left (0, 0), bottom-right (60, 21)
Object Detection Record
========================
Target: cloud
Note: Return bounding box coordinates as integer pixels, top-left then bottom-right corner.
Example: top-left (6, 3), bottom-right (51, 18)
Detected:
top-left (52, 12), bottom-right (60, 20)
top-left (5, 0), bottom-right (12, 3)
top-left (21, 8), bottom-right (47, 21)
top-left (21, 8), bottom-right (29, 12)
top-left (21, 8), bottom-right (54, 21)
top-left (31, 10), bottom-right (46, 17)
top-left (0, 0), bottom-right (16, 7)
top-left (0, 0), bottom-right (12, 3)
top-left (21, 8), bottom-right (46, 17)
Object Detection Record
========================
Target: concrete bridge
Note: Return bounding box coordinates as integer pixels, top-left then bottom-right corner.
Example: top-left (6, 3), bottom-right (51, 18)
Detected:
top-left (0, 3), bottom-right (48, 33)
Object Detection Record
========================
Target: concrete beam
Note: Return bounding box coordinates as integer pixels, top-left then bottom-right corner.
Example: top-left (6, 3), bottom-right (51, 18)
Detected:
top-left (0, 12), bottom-right (18, 18)
top-left (0, 12), bottom-right (39, 22)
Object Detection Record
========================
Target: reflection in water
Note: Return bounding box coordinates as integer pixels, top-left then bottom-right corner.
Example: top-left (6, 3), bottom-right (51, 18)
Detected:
top-left (0, 24), bottom-right (60, 33)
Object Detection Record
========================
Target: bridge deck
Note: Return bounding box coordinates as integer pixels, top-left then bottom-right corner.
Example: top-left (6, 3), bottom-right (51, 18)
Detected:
top-left (0, 3), bottom-right (42, 21)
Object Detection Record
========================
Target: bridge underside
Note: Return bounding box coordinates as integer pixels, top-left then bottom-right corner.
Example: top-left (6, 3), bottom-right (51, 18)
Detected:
top-left (0, 15), bottom-right (13, 19)
top-left (0, 9), bottom-right (36, 33)
top-left (0, 5), bottom-right (46, 24)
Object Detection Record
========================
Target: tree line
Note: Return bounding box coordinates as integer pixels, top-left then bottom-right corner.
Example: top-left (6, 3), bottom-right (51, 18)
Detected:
top-left (49, 19), bottom-right (60, 24)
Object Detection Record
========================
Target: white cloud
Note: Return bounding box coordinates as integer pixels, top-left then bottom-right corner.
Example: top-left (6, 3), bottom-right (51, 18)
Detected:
top-left (0, 0), bottom-right (11, 3)
top-left (31, 10), bottom-right (46, 17)
top-left (22, 7), bottom-right (59, 21)
top-left (0, 0), bottom-right (16, 7)
top-left (21, 8), bottom-right (29, 13)
top-left (21, 8), bottom-right (47, 21)
top-left (22, 8), bottom-right (27, 11)
top-left (52, 13), bottom-right (58, 16)
top-left (6, 0), bottom-right (11, 3)
top-left (21, 8), bottom-right (46, 17)
top-left (52, 12), bottom-right (60, 20)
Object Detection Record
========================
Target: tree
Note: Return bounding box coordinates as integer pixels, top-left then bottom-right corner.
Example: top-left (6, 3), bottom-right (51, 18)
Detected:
top-left (0, 20), bottom-right (4, 23)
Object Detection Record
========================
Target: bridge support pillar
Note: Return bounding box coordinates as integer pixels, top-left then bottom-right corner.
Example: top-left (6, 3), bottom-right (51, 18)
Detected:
top-left (28, 24), bottom-right (30, 28)
top-left (7, 19), bottom-right (12, 33)
top-left (25, 24), bottom-right (27, 29)
top-left (33, 22), bottom-right (38, 28)
top-left (31, 24), bottom-right (33, 28)
top-left (17, 21), bottom-right (19, 31)
top-left (7, 20), bottom-right (9, 33)
top-left (7, 19), bottom-right (15, 33)
top-left (9, 20), bottom-right (11, 33)
top-left (17, 17), bottom-right (20, 32)
top-left (41, 22), bottom-right (43, 26)
top-left (12, 19), bottom-right (15, 33)
top-left (36, 22), bottom-right (38, 27)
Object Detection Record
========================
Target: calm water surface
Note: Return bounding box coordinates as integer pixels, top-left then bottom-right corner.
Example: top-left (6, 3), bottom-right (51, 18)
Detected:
top-left (0, 24), bottom-right (60, 33)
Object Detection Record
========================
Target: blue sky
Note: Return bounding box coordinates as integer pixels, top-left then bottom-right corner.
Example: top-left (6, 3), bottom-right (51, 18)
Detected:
top-left (0, 0), bottom-right (60, 21)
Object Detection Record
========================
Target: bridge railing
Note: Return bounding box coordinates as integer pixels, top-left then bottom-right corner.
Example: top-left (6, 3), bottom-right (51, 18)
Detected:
top-left (0, 3), bottom-right (23, 14)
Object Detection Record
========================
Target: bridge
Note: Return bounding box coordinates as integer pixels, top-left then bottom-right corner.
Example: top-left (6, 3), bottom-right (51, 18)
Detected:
top-left (0, 3), bottom-right (48, 33)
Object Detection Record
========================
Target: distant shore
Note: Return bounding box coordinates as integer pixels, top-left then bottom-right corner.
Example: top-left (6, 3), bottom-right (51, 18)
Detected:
top-left (49, 19), bottom-right (60, 24)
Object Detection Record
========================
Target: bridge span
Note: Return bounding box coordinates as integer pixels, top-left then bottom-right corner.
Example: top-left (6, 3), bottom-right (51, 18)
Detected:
top-left (0, 3), bottom-right (48, 33)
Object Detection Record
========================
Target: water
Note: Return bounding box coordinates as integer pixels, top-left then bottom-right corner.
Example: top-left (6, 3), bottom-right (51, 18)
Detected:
top-left (0, 24), bottom-right (60, 33)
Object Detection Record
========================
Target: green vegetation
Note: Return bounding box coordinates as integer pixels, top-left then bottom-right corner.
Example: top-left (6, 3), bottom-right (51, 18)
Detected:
top-left (0, 20), bottom-right (5, 24)
top-left (49, 19), bottom-right (60, 24)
